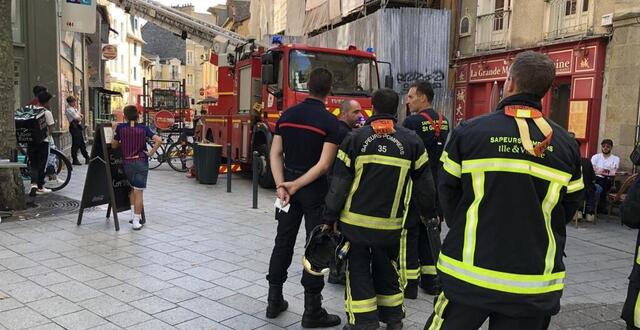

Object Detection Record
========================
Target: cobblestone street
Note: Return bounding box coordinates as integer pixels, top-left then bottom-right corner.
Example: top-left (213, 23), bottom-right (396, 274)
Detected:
top-left (0, 166), bottom-right (634, 329)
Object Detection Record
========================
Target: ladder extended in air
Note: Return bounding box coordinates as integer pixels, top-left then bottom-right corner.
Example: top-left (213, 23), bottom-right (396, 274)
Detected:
top-left (106, 0), bottom-right (257, 53)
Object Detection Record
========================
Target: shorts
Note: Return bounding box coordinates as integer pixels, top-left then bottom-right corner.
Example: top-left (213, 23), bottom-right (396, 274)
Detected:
top-left (123, 161), bottom-right (149, 190)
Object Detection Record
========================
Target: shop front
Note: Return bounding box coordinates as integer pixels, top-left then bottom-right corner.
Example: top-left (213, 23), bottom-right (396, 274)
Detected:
top-left (453, 37), bottom-right (607, 156)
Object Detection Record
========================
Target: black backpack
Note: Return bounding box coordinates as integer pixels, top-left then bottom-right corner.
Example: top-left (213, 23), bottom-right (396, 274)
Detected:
top-left (15, 105), bottom-right (48, 144)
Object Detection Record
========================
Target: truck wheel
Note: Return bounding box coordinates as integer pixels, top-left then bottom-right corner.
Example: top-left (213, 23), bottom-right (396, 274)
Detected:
top-left (256, 144), bottom-right (275, 189)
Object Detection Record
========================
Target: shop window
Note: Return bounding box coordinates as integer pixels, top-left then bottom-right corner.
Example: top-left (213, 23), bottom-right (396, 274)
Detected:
top-left (460, 16), bottom-right (470, 36)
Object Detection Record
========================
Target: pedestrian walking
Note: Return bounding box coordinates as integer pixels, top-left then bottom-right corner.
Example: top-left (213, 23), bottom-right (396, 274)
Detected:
top-left (402, 80), bottom-right (450, 298)
top-left (323, 88), bottom-right (437, 330)
top-left (424, 51), bottom-right (584, 329)
top-left (112, 105), bottom-right (162, 231)
top-left (265, 68), bottom-right (342, 328)
top-left (65, 96), bottom-right (90, 165)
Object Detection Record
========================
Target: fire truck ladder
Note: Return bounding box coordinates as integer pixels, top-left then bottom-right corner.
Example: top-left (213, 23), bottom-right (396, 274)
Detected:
top-left (106, 0), bottom-right (255, 53)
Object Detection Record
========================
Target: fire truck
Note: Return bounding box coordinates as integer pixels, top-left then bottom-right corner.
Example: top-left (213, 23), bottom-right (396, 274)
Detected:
top-left (109, 0), bottom-right (392, 187)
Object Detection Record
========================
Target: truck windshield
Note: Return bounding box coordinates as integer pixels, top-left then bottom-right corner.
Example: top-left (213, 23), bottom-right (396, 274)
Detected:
top-left (289, 50), bottom-right (379, 96)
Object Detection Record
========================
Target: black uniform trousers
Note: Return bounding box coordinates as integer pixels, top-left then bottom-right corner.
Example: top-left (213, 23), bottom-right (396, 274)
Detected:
top-left (403, 207), bottom-right (437, 288)
top-left (69, 121), bottom-right (89, 163)
top-left (27, 141), bottom-right (49, 189)
top-left (267, 169), bottom-right (326, 294)
top-left (424, 293), bottom-right (551, 330)
top-left (345, 243), bottom-right (403, 326)
top-left (622, 283), bottom-right (640, 329)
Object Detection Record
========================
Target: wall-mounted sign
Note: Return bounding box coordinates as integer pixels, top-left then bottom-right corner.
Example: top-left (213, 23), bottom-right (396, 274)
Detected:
top-left (568, 100), bottom-right (589, 139)
top-left (61, 0), bottom-right (97, 33)
top-left (101, 44), bottom-right (118, 60)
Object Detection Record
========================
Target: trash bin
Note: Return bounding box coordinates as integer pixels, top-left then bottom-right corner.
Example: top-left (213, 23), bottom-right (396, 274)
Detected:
top-left (195, 143), bottom-right (222, 184)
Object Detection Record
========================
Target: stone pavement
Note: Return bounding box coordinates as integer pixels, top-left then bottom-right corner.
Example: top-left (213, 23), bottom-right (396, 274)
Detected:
top-left (0, 164), bottom-right (634, 329)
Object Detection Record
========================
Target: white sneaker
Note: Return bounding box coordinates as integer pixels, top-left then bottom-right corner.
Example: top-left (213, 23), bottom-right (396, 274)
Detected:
top-left (36, 188), bottom-right (52, 195)
top-left (585, 214), bottom-right (595, 222)
top-left (573, 210), bottom-right (582, 221)
top-left (132, 218), bottom-right (142, 230)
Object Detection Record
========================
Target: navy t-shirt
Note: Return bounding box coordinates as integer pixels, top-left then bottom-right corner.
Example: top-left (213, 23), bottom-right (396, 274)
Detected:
top-left (275, 98), bottom-right (341, 172)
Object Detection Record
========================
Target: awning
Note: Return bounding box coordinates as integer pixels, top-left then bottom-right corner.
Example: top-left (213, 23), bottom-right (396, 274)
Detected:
top-left (95, 87), bottom-right (122, 97)
top-left (197, 97), bottom-right (218, 104)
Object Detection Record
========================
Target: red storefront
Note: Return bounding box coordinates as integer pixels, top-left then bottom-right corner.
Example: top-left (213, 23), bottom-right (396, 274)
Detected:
top-left (453, 37), bottom-right (607, 156)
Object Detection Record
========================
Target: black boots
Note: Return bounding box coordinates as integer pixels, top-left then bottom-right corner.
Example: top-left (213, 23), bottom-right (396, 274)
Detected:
top-left (301, 293), bottom-right (341, 328)
top-left (419, 276), bottom-right (442, 296)
top-left (266, 284), bottom-right (288, 319)
top-left (404, 280), bottom-right (418, 299)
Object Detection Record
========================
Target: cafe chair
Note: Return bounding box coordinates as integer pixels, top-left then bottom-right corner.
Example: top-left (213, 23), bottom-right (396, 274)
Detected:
top-left (607, 173), bottom-right (638, 218)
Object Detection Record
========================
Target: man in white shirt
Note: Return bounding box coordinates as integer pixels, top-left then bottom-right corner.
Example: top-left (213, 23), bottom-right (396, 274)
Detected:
top-left (65, 96), bottom-right (89, 165)
top-left (28, 91), bottom-right (55, 196)
top-left (591, 139), bottom-right (620, 212)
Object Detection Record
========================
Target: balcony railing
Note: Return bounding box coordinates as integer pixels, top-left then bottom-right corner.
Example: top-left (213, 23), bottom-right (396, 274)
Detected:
top-left (545, 0), bottom-right (591, 40)
top-left (475, 10), bottom-right (511, 52)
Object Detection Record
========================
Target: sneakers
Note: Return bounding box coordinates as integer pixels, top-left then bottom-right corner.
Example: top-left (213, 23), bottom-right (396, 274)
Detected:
top-left (37, 188), bottom-right (52, 195)
top-left (30, 186), bottom-right (51, 196)
top-left (585, 213), bottom-right (595, 222)
top-left (132, 217), bottom-right (143, 230)
top-left (573, 210), bottom-right (583, 222)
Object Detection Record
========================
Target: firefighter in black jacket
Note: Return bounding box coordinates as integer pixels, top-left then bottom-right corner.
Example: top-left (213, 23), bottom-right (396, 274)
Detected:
top-left (621, 175), bottom-right (640, 329)
top-left (424, 51), bottom-right (583, 329)
top-left (324, 88), bottom-right (437, 330)
top-left (402, 80), bottom-right (450, 298)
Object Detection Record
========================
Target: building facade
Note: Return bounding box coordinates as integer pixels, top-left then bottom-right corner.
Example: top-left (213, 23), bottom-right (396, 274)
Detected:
top-left (11, 0), bottom-right (92, 151)
top-left (141, 5), bottom-right (219, 105)
top-left (105, 3), bottom-right (144, 119)
top-left (451, 0), bottom-right (640, 165)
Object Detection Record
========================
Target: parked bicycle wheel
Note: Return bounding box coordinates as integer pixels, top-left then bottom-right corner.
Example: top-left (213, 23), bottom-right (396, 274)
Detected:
top-left (44, 149), bottom-right (72, 191)
top-left (166, 141), bottom-right (194, 172)
top-left (147, 140), bottom-right (165, 170)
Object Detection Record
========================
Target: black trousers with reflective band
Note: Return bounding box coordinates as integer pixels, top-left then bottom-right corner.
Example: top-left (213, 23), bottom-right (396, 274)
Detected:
top-left (345, 243), bottom-right (403, 326)
top-left (403, 214), bottom-right (437, 287)
top-left (424, 293), bottom-right (551, 330)
top-left (267, 172), bottom-right (327, 294)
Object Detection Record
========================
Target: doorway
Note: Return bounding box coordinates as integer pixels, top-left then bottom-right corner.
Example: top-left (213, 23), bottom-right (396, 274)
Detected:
top-left (549, 80), bottom-right (571, 129)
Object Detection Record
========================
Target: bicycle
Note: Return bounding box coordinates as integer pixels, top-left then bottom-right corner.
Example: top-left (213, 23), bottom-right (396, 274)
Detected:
top-left (147, 129), bottom-right (194, 172)
top-left (17, 143), bottom-right (72, 192)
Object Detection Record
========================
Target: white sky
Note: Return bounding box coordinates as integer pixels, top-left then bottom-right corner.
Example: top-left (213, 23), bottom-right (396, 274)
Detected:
top-left (155, 0), bottom-right (226, 13)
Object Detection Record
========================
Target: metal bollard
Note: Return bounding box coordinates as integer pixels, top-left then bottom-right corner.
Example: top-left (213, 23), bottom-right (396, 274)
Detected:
top-left (252, 151), bottom-right (259, 209)
top-left (226, 143), bottom-right (232, 193)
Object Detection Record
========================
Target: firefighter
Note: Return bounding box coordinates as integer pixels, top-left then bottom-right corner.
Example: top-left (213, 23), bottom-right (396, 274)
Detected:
top-left (402, 80), bottom-right (450, 298)
top-left (424, 51), bottom-right (583, 329)
top-left (621, 175), bottom-right (640, 329)
top-left (266, 68), bottom-right (341, 328)
top-left (329, 99), bottom-right (363, 286)
top-left (324, 88), bottom-right (437, 330)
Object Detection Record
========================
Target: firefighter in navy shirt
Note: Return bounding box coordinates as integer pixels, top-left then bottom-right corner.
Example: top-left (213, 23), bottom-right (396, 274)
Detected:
top-left (265, 68), bottom-right (341, 328)
top-left (424, 51), bottom-right (583, 330)
top-left (401, 80), bottom-right (450, 298)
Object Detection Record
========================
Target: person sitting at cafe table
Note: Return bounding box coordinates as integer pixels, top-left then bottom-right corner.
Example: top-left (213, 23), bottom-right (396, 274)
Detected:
top-left (591, 139), bottom-right (620, 213)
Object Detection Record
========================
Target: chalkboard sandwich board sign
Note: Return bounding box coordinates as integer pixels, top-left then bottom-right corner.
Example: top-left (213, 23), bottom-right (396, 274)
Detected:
top-left (77, 124), bottom-right (144, 231)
